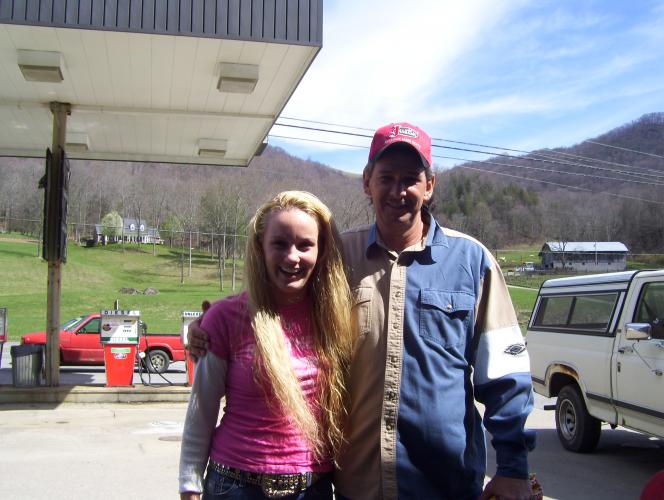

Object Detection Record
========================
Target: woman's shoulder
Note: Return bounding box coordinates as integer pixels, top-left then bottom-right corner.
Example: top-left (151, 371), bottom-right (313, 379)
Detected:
top-left (203, 292), bottom-right (250, 354)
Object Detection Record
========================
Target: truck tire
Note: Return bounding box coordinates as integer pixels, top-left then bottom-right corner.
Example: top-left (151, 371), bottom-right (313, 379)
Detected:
top-left (555, 385), bottom-right (601, 452)
top-left (146, 349), bottom-right (170, 374)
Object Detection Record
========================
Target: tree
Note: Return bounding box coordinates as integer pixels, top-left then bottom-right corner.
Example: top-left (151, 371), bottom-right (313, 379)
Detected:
top-left (100, 211), bottom-right (123, 241)
top-left (161, 214), bottom-right (184, 247)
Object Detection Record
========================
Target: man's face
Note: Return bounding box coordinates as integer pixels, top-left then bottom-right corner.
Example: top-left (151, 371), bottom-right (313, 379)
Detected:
top-left (363, 148), bottom-right (435, 237)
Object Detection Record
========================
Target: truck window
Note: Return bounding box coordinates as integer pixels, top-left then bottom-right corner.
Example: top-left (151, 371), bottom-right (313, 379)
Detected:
top-left (61, 316), bottom-right (84, 330)
top-left (534, 296), bottom-right (573, 327)
top-left (78, 318), bottom-right (100, 334)
top-left (533, 293), bottom-right (617, 333)
top-left (635, 283), bottom-right (664, 340)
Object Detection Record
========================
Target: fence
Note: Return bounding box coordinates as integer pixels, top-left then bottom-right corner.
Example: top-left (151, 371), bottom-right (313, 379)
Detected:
top-left (0, 217), bottom-right (249, 291)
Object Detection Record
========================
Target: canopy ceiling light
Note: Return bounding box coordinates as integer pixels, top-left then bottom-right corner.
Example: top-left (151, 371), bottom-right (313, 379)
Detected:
top-left (197, 138), bottom-right (228, 158)
top-left (217, 62), bottom-right (258, 94)
top-left (66, 133), bottom-right (90, 152)
top-left (17, 49), bottom-right (64, 82)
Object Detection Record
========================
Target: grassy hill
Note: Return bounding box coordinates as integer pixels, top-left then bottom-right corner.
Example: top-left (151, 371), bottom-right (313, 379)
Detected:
top-left (0, 234), bottom-right (540, 340)
top-left (0, 235), bottom-right (242, 340)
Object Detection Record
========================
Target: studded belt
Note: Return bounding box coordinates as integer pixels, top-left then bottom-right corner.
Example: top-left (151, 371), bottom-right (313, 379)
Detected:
top-left (208, 461), bottom-right (323, 498)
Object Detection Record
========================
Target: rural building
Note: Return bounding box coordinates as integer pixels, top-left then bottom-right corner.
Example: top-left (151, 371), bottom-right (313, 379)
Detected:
top-left (94, 218), bottom-right (161, 245)
top-left (539, 241), bottom-right (629, 272)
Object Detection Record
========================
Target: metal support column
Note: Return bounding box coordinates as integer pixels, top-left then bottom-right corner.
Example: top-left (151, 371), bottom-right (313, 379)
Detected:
top-left (45, 102), bottom-right (70, 386)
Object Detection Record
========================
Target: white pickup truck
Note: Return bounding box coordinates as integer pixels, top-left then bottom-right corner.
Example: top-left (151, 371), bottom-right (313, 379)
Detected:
top-left (526, 269), bottom-right (664, 452)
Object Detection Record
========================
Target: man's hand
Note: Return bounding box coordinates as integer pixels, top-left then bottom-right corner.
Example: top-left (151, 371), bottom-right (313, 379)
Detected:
top-left (479, 475), bottom-right (534, 500)
top-left (186, 300), bottom-right (211, 360)
top-left (180, 492), bottom-right (200, 500)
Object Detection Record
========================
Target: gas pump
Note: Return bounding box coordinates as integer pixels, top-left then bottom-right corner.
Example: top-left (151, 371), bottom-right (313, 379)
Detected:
top-left (181, 311), bottom-right (200, 386)
top-left (100, 310), bottom-right (140, 387)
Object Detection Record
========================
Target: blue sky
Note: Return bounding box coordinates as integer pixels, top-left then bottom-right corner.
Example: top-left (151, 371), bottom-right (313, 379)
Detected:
top-left (268, 0), bottom-right (664, 174)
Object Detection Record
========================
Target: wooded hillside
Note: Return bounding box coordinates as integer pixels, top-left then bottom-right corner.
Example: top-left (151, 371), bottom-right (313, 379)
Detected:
top-left (1, 113), bottom-right (662, 254)
top-left (434, 113), bottom-right (664, 252)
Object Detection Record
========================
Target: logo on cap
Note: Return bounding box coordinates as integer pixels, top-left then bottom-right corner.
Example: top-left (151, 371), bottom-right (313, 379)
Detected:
top-left (390, 125), bottom-right (418, 139)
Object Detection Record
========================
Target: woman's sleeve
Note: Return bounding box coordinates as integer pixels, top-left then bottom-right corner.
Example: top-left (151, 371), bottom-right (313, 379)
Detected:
top-left (178, 351), bottom-right (228, 494)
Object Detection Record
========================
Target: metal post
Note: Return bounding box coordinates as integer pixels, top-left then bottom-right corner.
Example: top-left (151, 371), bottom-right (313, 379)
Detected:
top-left (45, 102), bottom-right (70, 387)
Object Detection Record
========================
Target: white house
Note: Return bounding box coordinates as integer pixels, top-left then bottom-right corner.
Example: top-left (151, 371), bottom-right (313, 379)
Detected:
top-left (94, 218), bottom-right (162, 245)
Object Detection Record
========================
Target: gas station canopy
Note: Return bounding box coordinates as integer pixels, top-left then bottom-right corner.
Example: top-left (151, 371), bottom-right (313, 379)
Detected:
top-left (0, 0), bottom-right (322, 166)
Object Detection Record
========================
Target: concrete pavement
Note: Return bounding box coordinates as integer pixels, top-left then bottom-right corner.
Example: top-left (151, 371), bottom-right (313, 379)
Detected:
top-left (1, 397), bottom-right (662, 499)
top-left (1, 341), bottom-right (662, 499)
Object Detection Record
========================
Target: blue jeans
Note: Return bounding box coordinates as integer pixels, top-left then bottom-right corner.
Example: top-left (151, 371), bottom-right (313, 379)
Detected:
top-left (202, 467), bottom-right (333, 500)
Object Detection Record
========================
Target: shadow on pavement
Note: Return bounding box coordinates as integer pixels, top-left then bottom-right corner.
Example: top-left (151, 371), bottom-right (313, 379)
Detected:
top-left (487, 427), bottom-right (664, 499)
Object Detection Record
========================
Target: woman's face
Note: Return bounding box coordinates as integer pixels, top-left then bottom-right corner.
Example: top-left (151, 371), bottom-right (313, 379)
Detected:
top-left (261, 208), bottom-right (320, 306)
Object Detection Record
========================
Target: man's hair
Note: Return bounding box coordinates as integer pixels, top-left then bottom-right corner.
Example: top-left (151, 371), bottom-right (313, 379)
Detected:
top-left (244, 190), bottom-right (353, 462)
top-left (363, 143), bottom-right (435, 207)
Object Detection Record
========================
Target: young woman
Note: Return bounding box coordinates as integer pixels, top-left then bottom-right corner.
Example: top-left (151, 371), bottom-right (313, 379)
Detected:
top-left (179, 191), bottom-right (353, 500)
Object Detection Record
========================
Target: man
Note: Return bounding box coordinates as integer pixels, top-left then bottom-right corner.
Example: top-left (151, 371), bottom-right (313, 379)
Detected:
top-left (188, 122), bottom-right (536, 499)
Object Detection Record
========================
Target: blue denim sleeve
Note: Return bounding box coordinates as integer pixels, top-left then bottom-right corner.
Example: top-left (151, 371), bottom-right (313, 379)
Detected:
top-left (475, 372), bottom-right (536, 478)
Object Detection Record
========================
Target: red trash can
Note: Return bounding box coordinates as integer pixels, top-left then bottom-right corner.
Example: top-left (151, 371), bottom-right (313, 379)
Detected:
top-left (103, 344), bottom-right (137, 387)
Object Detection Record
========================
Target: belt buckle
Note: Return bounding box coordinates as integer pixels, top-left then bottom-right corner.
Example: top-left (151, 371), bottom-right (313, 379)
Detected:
top-left (260, 474), bottom-right (300, 499)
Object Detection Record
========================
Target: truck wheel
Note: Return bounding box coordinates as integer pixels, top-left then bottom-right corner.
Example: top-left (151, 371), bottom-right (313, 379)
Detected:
top-left (555, 385), bottom-right (601, 452)
top-left (146, 349), bottom-right (170, 374)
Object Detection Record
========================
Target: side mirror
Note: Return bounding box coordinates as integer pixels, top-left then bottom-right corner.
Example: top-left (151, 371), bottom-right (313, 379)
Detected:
top-left (140, 321), bottom-right (148, 335)
top-left (625, 323), bottom-right (652, 341)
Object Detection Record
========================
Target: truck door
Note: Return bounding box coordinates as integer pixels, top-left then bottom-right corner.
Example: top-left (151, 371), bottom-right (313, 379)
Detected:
top-left (614, 277), bottom-right (664, 437)
top-left (68, 317), bottom-right (103, 363)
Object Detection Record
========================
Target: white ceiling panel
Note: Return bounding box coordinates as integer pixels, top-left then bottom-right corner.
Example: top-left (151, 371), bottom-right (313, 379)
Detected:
top-left (0, 23), bottom-right (319, 166)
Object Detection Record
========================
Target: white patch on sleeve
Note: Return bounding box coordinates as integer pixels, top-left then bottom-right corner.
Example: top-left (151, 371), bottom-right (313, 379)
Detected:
top-left (474, 325), bottom-right (531, 385)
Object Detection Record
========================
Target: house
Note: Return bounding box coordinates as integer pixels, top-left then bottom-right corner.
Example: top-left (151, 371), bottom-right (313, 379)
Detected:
top-left (539, 241), bottom-right (629, 272)
top-left (94, 218), bottom-right (162, 245)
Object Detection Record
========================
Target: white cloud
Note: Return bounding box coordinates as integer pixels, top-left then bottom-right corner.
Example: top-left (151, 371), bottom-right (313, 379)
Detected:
top-left (271, 1), bottom-right (664, 173)
top-left (282, 0), bottom-right (520, 127)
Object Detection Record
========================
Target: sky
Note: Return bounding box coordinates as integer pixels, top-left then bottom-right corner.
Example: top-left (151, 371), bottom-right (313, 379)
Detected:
top-left (267, 0), bottom-right (664, 174)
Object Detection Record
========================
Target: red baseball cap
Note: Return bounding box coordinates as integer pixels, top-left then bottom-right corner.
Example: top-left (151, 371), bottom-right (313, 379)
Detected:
top-left (368, 122), bottom-right (432, 169)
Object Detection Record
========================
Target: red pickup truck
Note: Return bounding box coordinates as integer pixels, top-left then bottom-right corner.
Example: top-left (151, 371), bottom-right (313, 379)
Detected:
top-left (21, 313), bottom-right (185, 374)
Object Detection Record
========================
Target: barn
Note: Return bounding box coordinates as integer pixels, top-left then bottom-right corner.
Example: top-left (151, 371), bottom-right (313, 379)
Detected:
top-left (539, 241), bottom-right (629, 272)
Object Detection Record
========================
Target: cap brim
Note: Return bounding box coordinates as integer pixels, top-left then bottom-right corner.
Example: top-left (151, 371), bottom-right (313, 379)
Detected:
top-left (374, 141), bottom-right (430, 169)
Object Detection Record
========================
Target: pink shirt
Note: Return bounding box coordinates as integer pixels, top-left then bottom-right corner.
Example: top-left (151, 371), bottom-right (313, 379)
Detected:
top-left (201, 292), bottom-right (331, 473)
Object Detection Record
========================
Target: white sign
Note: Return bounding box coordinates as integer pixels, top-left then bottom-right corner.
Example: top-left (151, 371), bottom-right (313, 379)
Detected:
top-left (0, 307), bottom-right (6, 341)
top-left (181, 311), bottom-right (201, 347)
top-left (100, 310), bottom-right (140, 344)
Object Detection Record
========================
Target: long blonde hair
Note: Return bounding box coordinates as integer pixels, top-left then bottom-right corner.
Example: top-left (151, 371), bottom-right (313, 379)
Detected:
top-left (245, 191), bottom-right (353, 462)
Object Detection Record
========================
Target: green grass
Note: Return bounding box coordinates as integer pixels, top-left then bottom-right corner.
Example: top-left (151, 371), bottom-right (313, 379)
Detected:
top-left (0, 235), bottom-right (243, 340)
top-left (508, 286), bottom-right (539, 334)
top-left (0, 234), bottom-right (551, 341)
top-left (493, 245), bottom-right (541, 270)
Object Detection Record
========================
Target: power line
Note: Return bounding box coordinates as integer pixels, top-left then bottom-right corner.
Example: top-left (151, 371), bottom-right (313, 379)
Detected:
top-left (585, 140), bottom-right (664, 160)
top-left (269, 134), bottom-right (367, 150)
top-left (279, 116), bottom-right (374, 133)
top-left (271, 127), bottom-right (664, 185)
top-left (433, 154), bottom-right (664, 187)
top-left (457, 163), bottom-right (664, 205)
top-left (431, 143), bottom-right (664, 182)
top-left (273, 122), bottom-right (664, 182)
top-left (267, 133), bottom-right (664, 205)
top-left (542, 148), bottom-right (664, 177)
top-left (276, 117), bottom-right (664, 178)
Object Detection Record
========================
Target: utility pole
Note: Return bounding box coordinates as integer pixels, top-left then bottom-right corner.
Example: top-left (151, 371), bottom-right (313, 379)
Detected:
top-left (45, 102), bottom-right (70, 387)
